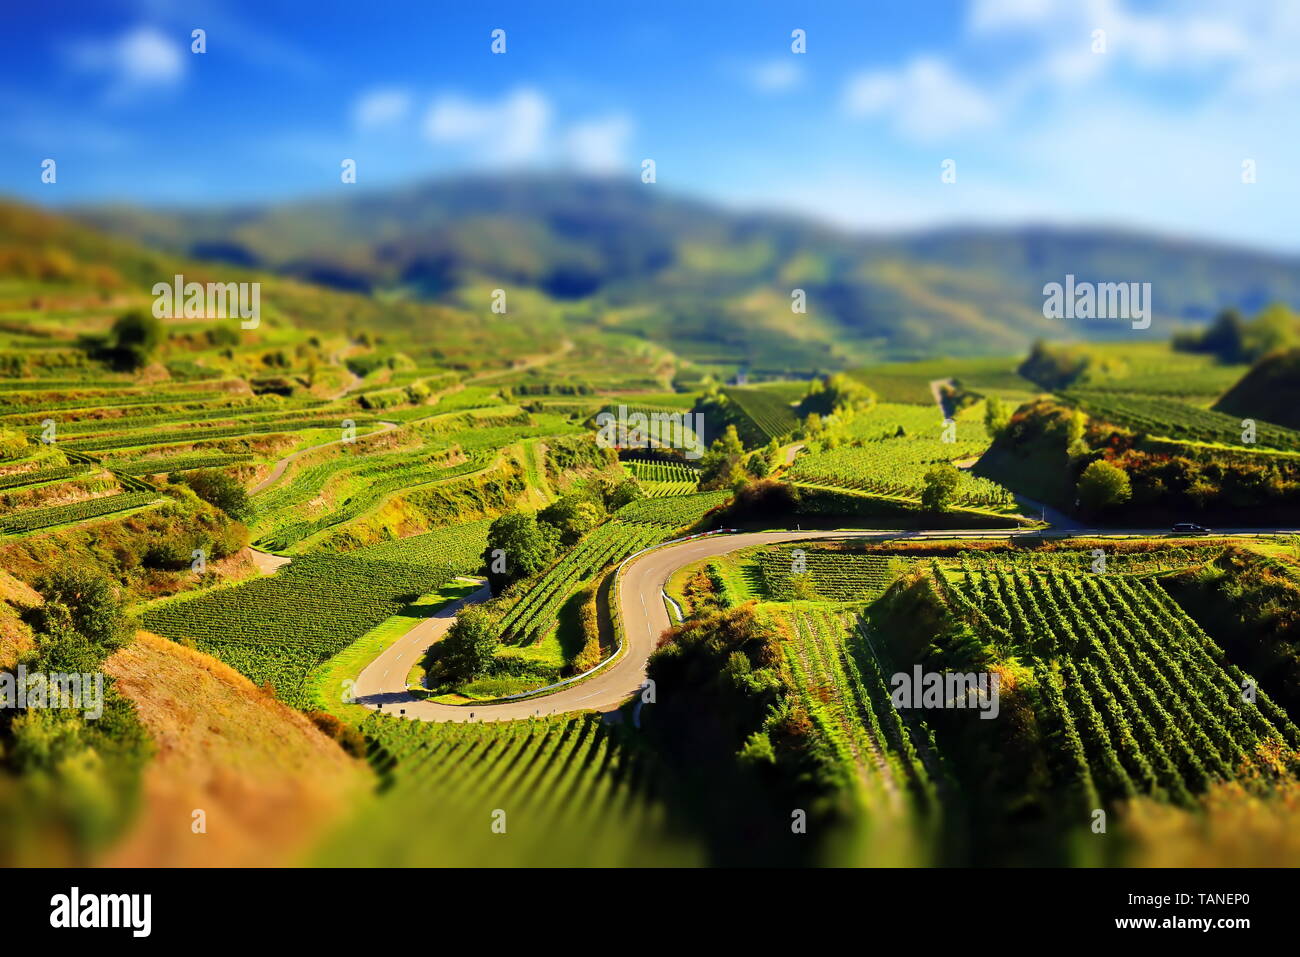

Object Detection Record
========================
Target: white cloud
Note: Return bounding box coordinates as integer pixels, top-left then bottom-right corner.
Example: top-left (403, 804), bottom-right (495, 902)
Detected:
top-left (67, 25), bottom-right (185, 102)
top-left (968, 0), bottom-right (1057, 33)
top-left (750, 60), bottom-right (803, 92)
top-left (843, 57), bottom-right (997, 141)
top-left (563, 115), bottom-right (633, 172)
top-left (971, 0), bottom-right (1259, 81)
top-left (420, 88), bottom-right (634, 172)
top-left (423, 87), bottom-right (552, 164)
top-left (352, 88), bottom-right (412, 130)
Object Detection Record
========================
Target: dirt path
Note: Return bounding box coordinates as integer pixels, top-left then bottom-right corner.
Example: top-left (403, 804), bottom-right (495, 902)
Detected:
top-left (248, 548), bottom-right (291, 574)
top-left (248, 421), bottom-right (398, 497)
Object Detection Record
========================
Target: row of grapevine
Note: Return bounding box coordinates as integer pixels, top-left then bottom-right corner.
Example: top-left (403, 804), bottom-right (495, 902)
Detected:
top-left (0, 388), bottom-right (229, 417)
top-left (0, 462), bottom-right (90, 490)
top-left (497, 521), bottom-right (666, 643)
top-left (0, 491), bottom-right (157, 534)
top-left (0, 377), bottom-right (142, 393)
top-left (13, 398), bottom-right (307, 436)
top-left (116, 452), bottom-right (255, 475)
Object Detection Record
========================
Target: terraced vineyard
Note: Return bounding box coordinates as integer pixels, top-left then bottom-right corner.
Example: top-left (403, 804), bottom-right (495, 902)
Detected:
top-left (723, 387), bottom-right (800, 443)
top-left (944, 561), bottom-right (1300, 809)
top-left (141, 555), bottom-right (454, 707)
top-left (790, 402), bottom-right (1015, 510)
top-left (0, 388), bottom-right (234, 417)
top-left (792, 442), bottom-right (1014, 508)
top-left (352, 516), bottom-right (494, 576)
top-left (9, 166), bottom-right (1300, 876)
top-left (318, 713), bottom-right (696, 866)
top-left (852, 357), bottom-right (1037, 405)
top-left (11, 399), bottom-right (307, 436)
top-left (59, 414), bottom-right (378, 453)
top-left (758, 547), bottom-right (908, 601)
top-left (624, 457), bottom-right (701, 497)
top-left (253, 446), bottom-right (498, 552)
top-left (623, 458), bottom-right (701, 485)
top-left (1066, 390), bottom-right (1300, 450)
top-left (498, 520), bottom-right (667, 643)
top-left (0, 491), bottom-right (158, 535)
top-left (0, 462), bottom-right (91, 490)
top-left (116, 452), bottom-right (254, 475)
top-left (614, 489), bottom-right (731, 527)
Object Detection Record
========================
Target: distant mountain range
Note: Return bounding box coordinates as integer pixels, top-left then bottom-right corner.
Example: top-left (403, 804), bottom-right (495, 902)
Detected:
top-left (73, 175), bottom-right (1300, 374)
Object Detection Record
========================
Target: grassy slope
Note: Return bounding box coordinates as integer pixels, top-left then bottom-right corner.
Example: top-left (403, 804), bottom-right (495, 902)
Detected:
top-left (0, 569), bottom-right (38, 669)
top-left (101, 632), bottom-right (370, 866)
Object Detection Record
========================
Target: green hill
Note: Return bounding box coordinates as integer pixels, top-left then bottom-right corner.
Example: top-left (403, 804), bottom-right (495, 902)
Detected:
top-left (1215, 348), bottom-right (1300, 429)
top-left (73, 175), bottom-right (1300, 374)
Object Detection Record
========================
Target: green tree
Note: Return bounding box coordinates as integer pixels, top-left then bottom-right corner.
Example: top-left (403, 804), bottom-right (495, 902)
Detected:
top-left (483, 511), bottom-right (558, 592)
top-left (921, 464), bottom-right (961, 512)
top-left (106, 310), bottom-right (164, 370)
top-left (699, 425), bottom-right (746, 490)
top-left (438, 606), bottom-right (499, 682)
top-left (1076, 460), bottom-right (1132, 512)
top-left (603, 477), bottom-right (644, 511)
top-left (29, 567), bottom-right (131, 659)
top-left (177, 469), bottom-right (252, 522)
top-left (798, 373), bottom-right (874, 419)
top-left (983, 396), bottom-right (1010, 438)
top-left (538, 493), bottom-right (604, 546)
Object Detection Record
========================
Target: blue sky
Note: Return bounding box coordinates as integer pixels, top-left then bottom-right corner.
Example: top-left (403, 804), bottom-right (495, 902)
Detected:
top-left (3, 0), bottom-right (1299, 251)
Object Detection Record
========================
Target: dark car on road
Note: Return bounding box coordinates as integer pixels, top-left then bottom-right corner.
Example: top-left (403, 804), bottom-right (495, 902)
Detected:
top-left (1171, 522), bottom-right (1211, 535)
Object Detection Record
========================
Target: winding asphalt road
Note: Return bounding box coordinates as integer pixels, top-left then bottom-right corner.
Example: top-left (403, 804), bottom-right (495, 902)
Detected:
top-left (350, 524), bottom-right (1299, 724)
